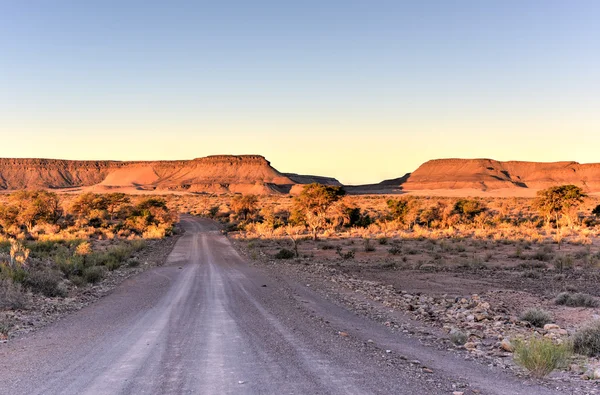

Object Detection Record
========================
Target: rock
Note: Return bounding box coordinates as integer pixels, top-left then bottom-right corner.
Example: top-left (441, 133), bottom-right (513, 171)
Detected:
top-left (453, 392), bottom-right (465, 395)
top-left (339, 331), bottom-right (349, 337)
top-left (543, 324), bottom-right (560, 330)
top-left (474, 313), bottom-right (488, 322)
top-left (423, 368), bottom-right (434, 373)
top-left (464, 342), bottom-right (477, 350)
top-left (570, 364), bottom-right (581, 374)
top-left (500, 339), bottom-right (514, 352)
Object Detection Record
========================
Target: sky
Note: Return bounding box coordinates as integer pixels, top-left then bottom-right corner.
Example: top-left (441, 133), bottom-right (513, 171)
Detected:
top-left (0, 1), bottom-right (599, 184)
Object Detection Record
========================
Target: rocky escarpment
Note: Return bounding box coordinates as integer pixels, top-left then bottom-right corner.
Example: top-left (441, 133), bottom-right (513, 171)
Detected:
top-left (378, 159), bottom-right (600, 193)
top-left (0, 155), bottom-right (319, 194)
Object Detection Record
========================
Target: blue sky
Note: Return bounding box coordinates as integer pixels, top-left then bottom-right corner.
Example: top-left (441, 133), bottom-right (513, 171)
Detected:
top-left (1, 1), bottom-right (598, 184)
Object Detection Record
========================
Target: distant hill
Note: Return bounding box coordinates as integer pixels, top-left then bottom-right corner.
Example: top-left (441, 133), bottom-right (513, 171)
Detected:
top-left (2, 156), bottom-right (599, 196)
top-left (0, 155), bottom-right (340, 195)
top-left (361, 159), bottom-right (600, 196)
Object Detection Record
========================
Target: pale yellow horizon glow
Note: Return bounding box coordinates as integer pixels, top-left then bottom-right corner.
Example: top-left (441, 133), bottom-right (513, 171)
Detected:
top-left (1, 112), bottom-right (598, 185)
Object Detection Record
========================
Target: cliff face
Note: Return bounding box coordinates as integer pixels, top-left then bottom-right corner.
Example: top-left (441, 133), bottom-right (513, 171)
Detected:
top-left (0, 155), bottom-right (312, 194)
top-left (400, 159), bottom-right (600, 192)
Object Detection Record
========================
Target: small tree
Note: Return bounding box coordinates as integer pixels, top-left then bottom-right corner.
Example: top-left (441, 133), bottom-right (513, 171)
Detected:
top-left (104, 193), bottom-right (131, 221)
top-left (292, 183), bottom-right (344, 240)
top-left (10, 190), bottom-right (61, 233)
top-left (534, 185), bottom-right (586, 228)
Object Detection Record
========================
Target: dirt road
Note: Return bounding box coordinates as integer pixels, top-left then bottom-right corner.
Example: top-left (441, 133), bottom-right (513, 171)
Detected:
top-left (0, 216), bottom-right (560, 394)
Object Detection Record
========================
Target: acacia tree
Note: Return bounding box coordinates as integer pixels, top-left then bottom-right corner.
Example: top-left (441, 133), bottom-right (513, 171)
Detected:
top-left (9, 190), bottom-right (61, 233)
top-left (105, 193), bottom-right (131, 221)
top-left (293, 183), bottom-right (345, 240)
top-left (534, 185), bottom-right (586, 228)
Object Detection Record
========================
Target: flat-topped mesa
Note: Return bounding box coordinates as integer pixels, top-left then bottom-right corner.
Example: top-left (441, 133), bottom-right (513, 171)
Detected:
top-left (0, 155), bottom-right (302, 193)
top-left (401, 159), bottom-right (600, 192)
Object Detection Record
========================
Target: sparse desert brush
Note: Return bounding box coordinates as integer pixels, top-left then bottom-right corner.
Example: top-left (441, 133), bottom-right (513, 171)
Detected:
top-left (363, 238), bottom-right (375, 252)
top-left (275, 248), bottom-right (295, 259)
top-left (513, 337), bottom-right (571, 378)
top-left (570, 236), bottom-right (592, 245)
top-left (25, 269), bottom-right (66, 298)
top-left (555, 292), bottom-right (599, 308)
top-left (520, 308), bottom-right (552, 328)
top-left (554, 255), bottom-right (574, 272)
top-left (0, 313), bottom-right (15, 338)
top-left (82, 266), bottom-right (104, 284)
top-left (573, 321), bottom-right (600, 357)
top-left (0, 278), bottom-right (29, 310)
top-left (143, 225), bottom-right (167, 239)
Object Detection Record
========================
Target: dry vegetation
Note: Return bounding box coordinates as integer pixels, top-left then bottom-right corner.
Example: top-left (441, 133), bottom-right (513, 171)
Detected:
top-left (0, 191), bottom-right (178, 340)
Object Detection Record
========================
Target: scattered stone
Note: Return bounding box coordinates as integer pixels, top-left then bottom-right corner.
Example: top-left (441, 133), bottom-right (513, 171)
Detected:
top-left (543, 324), bottom-right (560, 330)
top-left (423, 368), bottom-right (434, 373)
top-left (500, 339), bottom-right (513, 352)
top-left (339, 331), bottom-right (349, 337)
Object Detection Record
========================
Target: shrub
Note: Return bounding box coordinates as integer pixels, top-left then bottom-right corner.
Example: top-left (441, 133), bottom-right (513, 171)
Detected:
top-left (0, 279), bottom-right (29, 310)
top-left (0, 313), bottom-right (15, 338)
top-left (377, 237), bottom-right (388, 245)
top-left (82, 266), bottom-right (104, 284)
top-left (388, 246), bottom-right (401, 255)
top-left (449, 328), bottom-right (468, 345)
top-left (554, 255), bottom-right (573, 272)
top-left (572, 321), bottom-right (600, 357)
top-left (275, 248), bottom-right (295, 259)
top-left (520, 308), bottom-right (552, 328)
top-left (363, 238), bottom-right (375, 252)
top-left (513, 337), bottom-right (571, 378)
top-left (336, 246), bottom-right (355, 260)
top-left (127, 257), bottom-right (140, 267)
top-left (555, 292), bottom-right (599, 308)
top-left (25, 270), bottom-right (66, 297)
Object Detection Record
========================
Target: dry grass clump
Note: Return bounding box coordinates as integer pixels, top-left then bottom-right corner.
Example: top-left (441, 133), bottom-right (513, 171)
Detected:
top-left (555, 292), bottom-right (599, 308)
top-left (520, 308), bottom-right (552, 328)
top-left (572, 321), bottom-right (600, 357)
top-left (513, 337), bottom-right (571, 378)
top-left (0, 279), bottom-right (29, 310)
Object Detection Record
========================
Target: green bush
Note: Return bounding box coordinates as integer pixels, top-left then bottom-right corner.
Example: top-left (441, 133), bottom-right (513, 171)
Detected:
top-left (572, 321), bottom-right (600, 357)
top-left (449, 328), bottom-right (468, 345)
top-left (513, 337), bottom-right (571, 378)
top-left (82, 266), bottom-right (105, 284)
top-left (520, 308), bottom-right (552, 328)
top-left (25, 270), bottom-right (66, 297)
top-left (275, 248), bottom-right (295, 259)
top-left (555, 292), bottom-right (599, 308)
